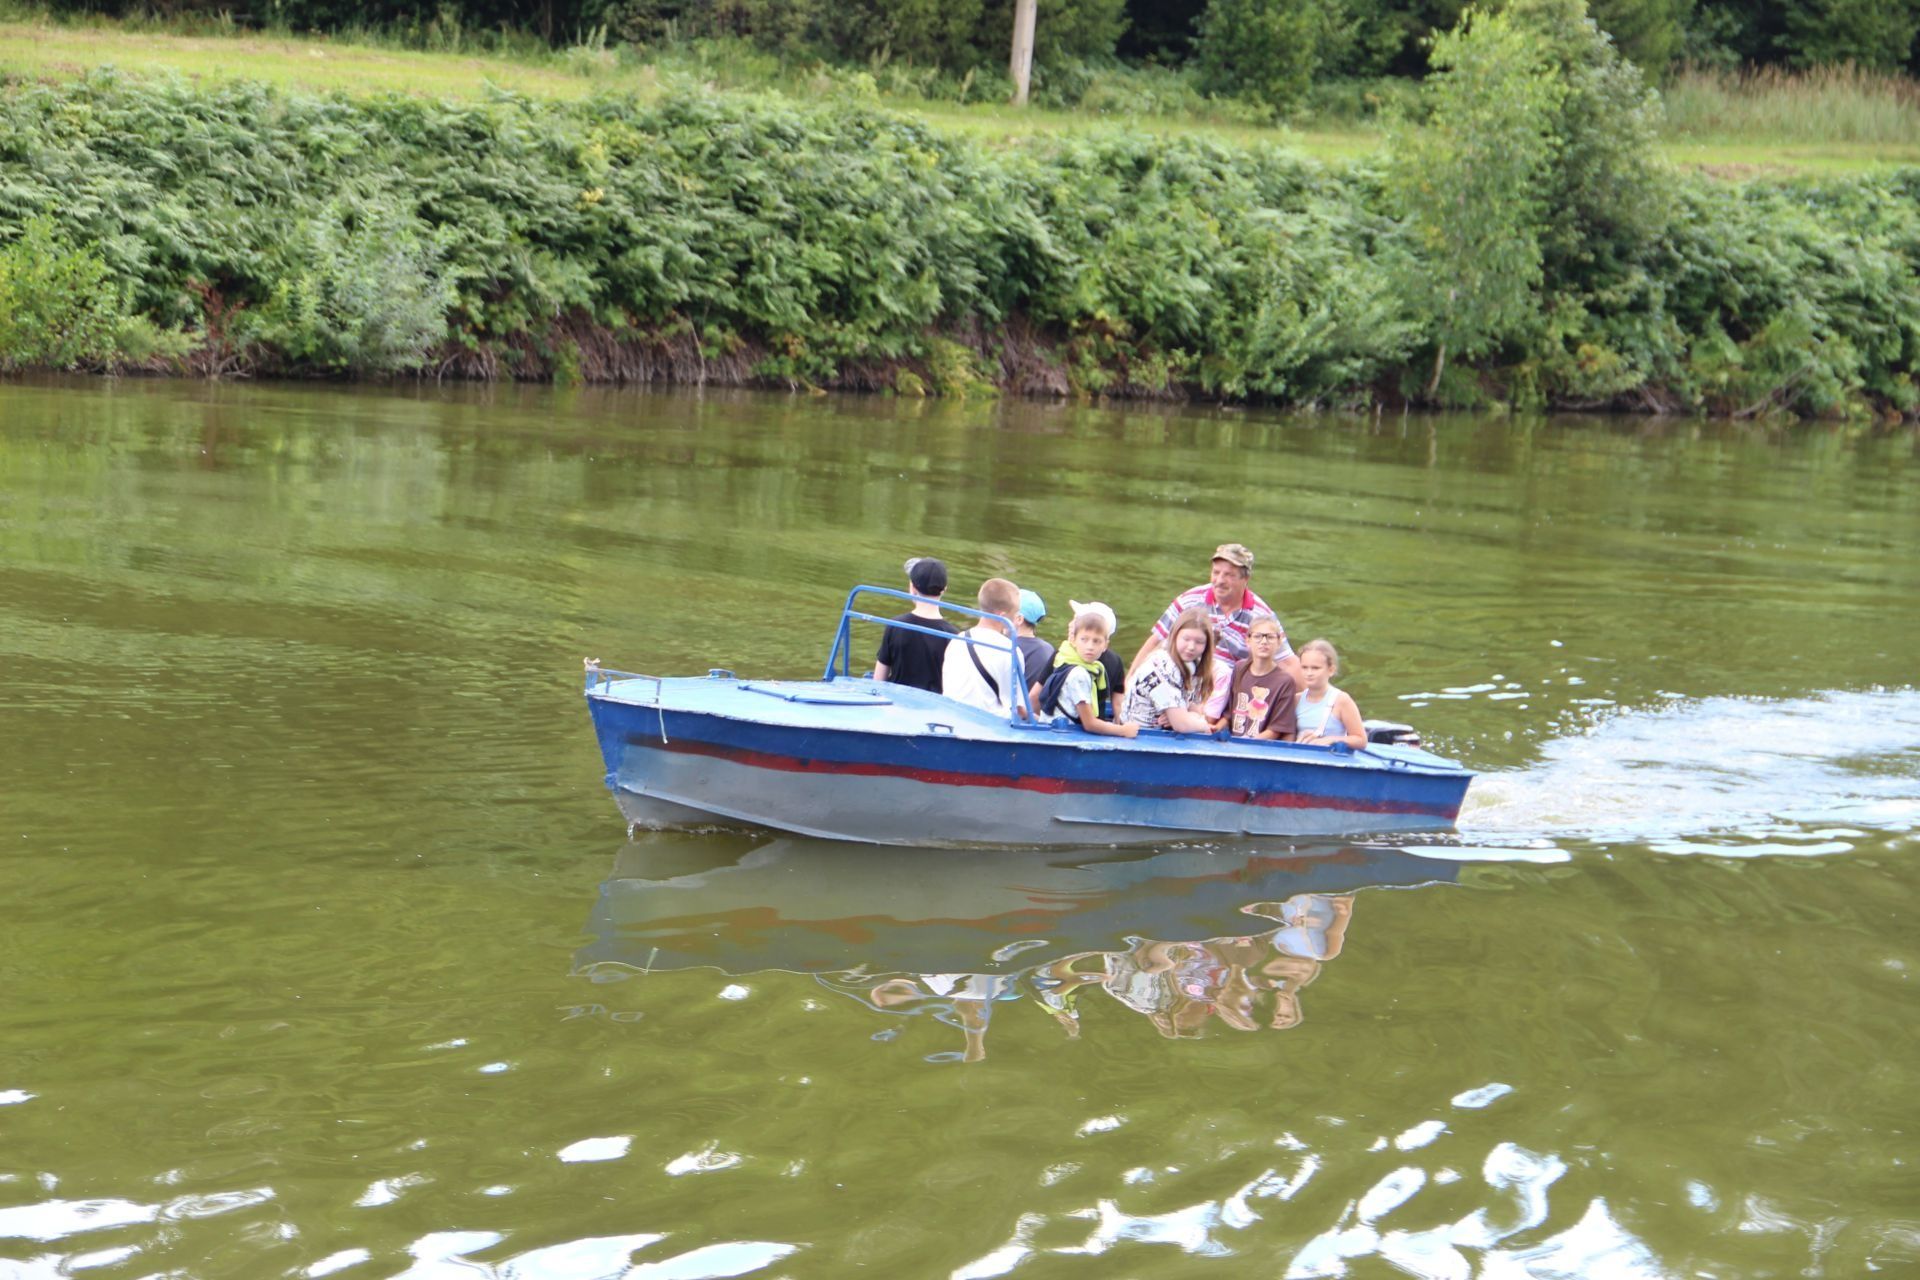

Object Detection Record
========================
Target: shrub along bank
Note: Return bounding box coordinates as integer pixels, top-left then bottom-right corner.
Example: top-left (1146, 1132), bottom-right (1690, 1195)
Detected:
top-left (0, 59), bottom-right (1916, 418)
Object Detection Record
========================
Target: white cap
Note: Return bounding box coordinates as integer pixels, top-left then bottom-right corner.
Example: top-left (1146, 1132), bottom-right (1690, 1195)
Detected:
top-left (1068, 599), bottom-right (1117, 636)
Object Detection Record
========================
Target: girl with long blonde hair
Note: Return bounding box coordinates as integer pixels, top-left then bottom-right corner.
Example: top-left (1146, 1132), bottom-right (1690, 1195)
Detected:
top-left (1122, 607), bottom-right (1214, 733)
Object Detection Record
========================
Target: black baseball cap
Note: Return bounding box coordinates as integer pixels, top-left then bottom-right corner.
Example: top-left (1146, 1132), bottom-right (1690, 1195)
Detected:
top-left (904, 557), bottom-right (948, 596)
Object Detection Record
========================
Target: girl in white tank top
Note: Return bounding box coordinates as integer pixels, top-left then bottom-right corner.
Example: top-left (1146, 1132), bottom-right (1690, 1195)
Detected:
top-left (1295, 639), bottom-right (1365, 748)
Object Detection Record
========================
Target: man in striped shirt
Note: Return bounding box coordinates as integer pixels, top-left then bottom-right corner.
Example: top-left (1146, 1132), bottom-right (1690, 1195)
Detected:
top-left (1125, 543), bottom-right (1300, 691)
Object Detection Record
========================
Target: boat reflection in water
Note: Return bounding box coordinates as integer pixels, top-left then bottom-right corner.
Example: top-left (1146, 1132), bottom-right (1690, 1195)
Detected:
top-left (575, 836), bottom-right (1483, 1061)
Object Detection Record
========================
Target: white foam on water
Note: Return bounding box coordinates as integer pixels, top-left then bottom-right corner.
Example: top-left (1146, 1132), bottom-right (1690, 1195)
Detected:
top-left (65, 1245), bottom-right (139, 1272)
top-left (0, 1198), bottom-right (157, 1243)
top-left (623, 1240), bottom-right (798, 1278)
top-left (353, 1176), bottom-right (426, 1208)
top-left (306, 1248), bottom-right (371, 1277)
top-left (1394, 1120), bottom-right (1448, 1151)
top-left (556, 1135), bottom-right (631, 1164)
top-left (1461, 688), bottom-right (1920, 850)
top-left (495, 1231), bottom-right (664, 1278)
top-left (1450, 1083), bottom-right (1514, 1110)
top-left (664, 1143), bottom-right (742, 1176)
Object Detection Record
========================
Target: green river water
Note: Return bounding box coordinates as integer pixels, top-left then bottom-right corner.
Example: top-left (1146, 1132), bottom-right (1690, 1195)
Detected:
top-left (2, 378), bottom-right (1916, 1280)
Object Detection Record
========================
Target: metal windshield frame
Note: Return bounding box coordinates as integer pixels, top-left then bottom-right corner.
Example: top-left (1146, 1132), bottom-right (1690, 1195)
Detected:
top-left (823, 584), bottom-right (1034, 722)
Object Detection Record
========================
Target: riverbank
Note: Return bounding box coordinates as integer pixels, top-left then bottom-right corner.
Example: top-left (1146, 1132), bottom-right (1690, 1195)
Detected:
top-left (1, 71), bottom-right (1916, 419)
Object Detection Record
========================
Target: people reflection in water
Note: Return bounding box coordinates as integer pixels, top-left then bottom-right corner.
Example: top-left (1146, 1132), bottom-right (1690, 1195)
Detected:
top-left (824, 971), bottom-right (1023, 1064)
top-left (820, 893), bottom-right (1352, 1061)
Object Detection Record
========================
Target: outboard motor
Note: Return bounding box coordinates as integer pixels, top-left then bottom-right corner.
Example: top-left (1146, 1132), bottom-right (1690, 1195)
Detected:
top-left (1363, 719), bottom-right (1422, 749)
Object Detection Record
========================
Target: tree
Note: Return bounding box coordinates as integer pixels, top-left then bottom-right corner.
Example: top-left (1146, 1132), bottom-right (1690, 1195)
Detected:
top-left (1589, 0), bottom-right (1692, 72)
top-left (1507, 0), bottom-right (1665, 293)
top-left (1193, 0), bottom-right (1354, 113)
top-left (1783, 0), bottom-right (1920, 69)
top-left (1118, 0), bottom-right (1209, 58)
top-left (1386, 6), bottom-right (1565, 396)
top-left (1011, 0), bottom-right (1037, 104)
top-left (977, 0), bottom-right (1130, 61)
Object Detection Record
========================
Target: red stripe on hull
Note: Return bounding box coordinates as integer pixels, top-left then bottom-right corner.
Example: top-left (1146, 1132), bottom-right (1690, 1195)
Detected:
top-left (629, 734), bottom-right (1459, 820)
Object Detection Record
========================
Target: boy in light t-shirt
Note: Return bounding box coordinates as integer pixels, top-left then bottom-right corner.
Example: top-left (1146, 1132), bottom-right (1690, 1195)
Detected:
top-left (941, 577), bottom-right (1028, 717)
top-left (1037, 612), bottom-right (1138, 739)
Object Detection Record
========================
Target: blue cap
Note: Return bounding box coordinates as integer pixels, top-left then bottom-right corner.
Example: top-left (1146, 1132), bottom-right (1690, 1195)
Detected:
top-left (1018, 589), bottom-right (1046, 624)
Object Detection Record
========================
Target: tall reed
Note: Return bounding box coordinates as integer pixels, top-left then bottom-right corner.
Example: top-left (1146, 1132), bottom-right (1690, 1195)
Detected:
top-left (1662, 63), bottom-right (1920, 146)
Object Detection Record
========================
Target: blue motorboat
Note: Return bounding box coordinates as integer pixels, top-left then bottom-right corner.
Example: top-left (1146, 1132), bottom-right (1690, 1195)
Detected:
top-left (583, 586), bottom-right (1475, 848)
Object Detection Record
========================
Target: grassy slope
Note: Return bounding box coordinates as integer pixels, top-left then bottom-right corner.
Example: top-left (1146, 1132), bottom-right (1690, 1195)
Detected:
top-left (1, 19), bottom-right (1918, 173)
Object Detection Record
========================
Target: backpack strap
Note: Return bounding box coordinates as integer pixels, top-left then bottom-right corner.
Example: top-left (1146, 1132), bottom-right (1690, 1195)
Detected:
top-left (967, 643), bottom-right (1000, 700)
top-left (1037, 665), bottom-right (1076, 716)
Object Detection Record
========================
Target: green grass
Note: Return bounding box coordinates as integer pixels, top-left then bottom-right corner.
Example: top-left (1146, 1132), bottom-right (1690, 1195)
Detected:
top-left (902, 99), bottom-right (1379, 160)
top-left (1, 17), bottom-right (1917, 173)
top-left (0, 18), bottom-right (1375, 158)
top-left (0, 20), bottom-right (631, 99)
top-left (1658, 140), bottom-right (1920, 175)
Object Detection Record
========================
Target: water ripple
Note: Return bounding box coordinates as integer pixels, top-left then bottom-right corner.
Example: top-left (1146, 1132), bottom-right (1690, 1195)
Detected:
top-left (947, 1113), bottom-right (1674, 1280)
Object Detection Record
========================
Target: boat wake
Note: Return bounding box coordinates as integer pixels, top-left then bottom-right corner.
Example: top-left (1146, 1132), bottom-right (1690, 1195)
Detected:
top-left (1461, 687), bottom-right (1920, 853)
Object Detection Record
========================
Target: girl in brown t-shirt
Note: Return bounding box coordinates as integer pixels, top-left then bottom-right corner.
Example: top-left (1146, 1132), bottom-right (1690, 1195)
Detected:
top-left (1211, 617), bottom-right (1298, 739)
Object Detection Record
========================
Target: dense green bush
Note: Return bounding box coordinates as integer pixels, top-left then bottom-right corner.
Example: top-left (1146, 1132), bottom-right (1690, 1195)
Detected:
top-left (253, 200), bottom-right (456, 373)
top-left (0, 216), bottom-right (126, 371)
top-left (1005, 136), bottom-right (1425, 400)
top-left (1191, 0), bottom-right (1354, 112)
top-left (0, 67), bottom-right (1913, 416)
top-left (1659, 178), bottom-right (1920, 414)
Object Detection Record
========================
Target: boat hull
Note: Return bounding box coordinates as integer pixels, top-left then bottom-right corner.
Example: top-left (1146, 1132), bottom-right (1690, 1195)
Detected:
top-left (586, 675), bottom-right (1472, 848)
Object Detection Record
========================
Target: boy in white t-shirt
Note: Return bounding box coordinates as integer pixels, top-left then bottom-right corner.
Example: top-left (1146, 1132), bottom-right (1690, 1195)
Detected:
top-left (941, 577), bottom-right (1029, 717)
top-left (1035, 611), bottom-right (1138, 738)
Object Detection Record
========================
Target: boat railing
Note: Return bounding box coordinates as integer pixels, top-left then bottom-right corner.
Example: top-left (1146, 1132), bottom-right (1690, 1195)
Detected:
top-left (824, 584), bottom-right (1035, 723)
top-left (583, 658), bottom-right (661, 699)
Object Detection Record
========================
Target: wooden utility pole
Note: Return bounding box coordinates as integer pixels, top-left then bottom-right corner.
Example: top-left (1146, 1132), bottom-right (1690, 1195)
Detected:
top-left (1010, 0), bottom-right (1037, 106)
